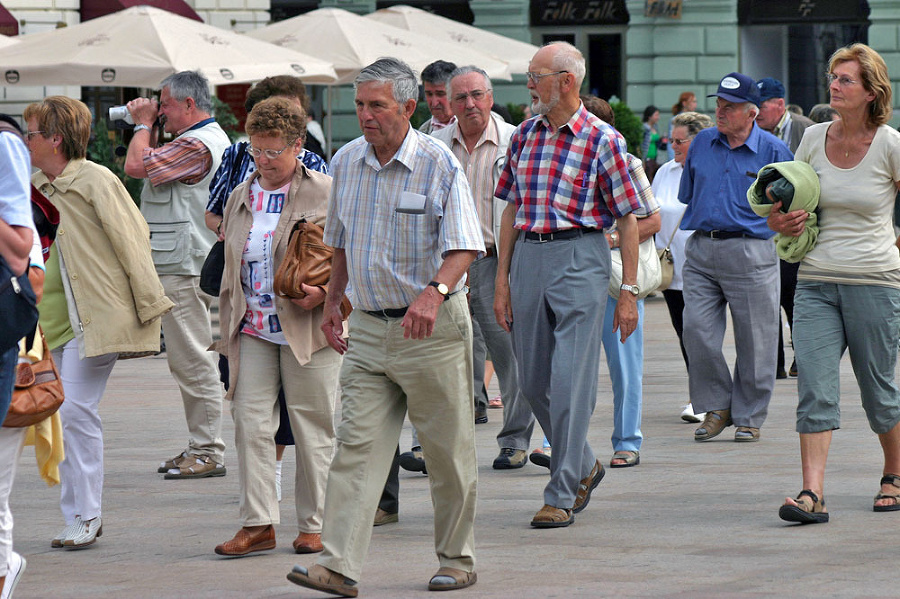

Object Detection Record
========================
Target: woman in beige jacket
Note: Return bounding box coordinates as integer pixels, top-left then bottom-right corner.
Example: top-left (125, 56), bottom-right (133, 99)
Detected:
top-left (26, 96), bottom-right (173, 549)
top-left (214, 98), bottom-right (341, 557)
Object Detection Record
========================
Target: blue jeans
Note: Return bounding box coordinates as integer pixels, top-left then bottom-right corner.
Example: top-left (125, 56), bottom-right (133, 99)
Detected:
top-left (601, 296), bottom-right (644, 452)
top-left (0, 346), bottom-right (17, 423)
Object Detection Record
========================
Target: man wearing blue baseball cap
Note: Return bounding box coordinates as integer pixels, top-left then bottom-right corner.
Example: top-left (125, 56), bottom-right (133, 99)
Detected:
top-left (677, 72), bottom-right (793, 443)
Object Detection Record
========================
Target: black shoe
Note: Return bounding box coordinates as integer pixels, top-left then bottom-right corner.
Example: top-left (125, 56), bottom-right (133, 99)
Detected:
top-left (398, 447), bottom-right (427, 474)
top-left (475, 405), bottom-right (488, 424)
top-left (776, 368), bottom-right (788, 380)
top-left (492, 448), bottom-right (527, 470)
top-left (789, 360), bottom-right (798, 377)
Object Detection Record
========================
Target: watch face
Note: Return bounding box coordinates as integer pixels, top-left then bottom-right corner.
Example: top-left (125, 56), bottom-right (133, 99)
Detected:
top-left (437, 283), bottom-right (449, 295)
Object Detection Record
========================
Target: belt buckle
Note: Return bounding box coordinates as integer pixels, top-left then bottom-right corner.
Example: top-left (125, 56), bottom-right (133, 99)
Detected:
top-left (537, 232), bottom-right (550, 243)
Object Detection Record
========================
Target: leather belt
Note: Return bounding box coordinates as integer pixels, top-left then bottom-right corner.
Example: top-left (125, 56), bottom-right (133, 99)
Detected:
top-left (363, 307), bottom-right (408, 319)
top-left (695, 229), bottom-right (749, 240)
top-left (523, 228), bottom-right (599, 243)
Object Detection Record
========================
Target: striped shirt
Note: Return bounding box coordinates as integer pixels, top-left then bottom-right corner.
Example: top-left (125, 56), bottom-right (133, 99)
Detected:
top-left (206, 141), bottom-right (329, 216)
top-left (143, 137), bottom-right (212, 187)
top-left (324, 126), bottom-right (484, 311)
top-left (441, 118), bottom-right (501, 247)
top-left (495, 103), bottom-right (640, 233)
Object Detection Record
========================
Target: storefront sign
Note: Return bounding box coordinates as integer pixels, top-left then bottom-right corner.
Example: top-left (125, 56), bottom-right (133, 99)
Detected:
top-left (531, 0), bottom-right (629, 26)
top-left (738, 0), bottom-right (869, 25)
top-left (644, 0), bottom-right (682, 19)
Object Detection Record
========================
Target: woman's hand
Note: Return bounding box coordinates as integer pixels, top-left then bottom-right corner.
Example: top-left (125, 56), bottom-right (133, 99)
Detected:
top-left (290, 283), bottom-right (325, 311)
top-left (766, 201), bottom-right (807, 237)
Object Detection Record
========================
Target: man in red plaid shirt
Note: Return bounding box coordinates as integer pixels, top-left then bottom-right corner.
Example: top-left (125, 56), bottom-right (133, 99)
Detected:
top-left (493, 41), bottom-right (641, 529)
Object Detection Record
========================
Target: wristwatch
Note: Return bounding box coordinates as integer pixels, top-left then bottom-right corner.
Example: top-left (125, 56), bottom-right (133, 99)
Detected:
top-left (428, 281), bottom-right (450, 301)
top-left (620, 283), bottom-right (640, 297)
top-left (133, 124), bottom-right (151, 133)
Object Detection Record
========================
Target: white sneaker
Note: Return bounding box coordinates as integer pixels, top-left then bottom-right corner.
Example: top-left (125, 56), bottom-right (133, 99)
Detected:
top-left (64, 517), bottom-right (102, 548)
top-left (681, 404), bottom-right (705, 423)
top-left (1, 551), bottom-right (26, 599)
top-left (51, 517), bottom-right (82, 548)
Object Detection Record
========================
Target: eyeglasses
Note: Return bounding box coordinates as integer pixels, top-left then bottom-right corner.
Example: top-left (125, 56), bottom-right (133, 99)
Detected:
top-left (452, 89), bottom-right (492, 104)
top-left (525, 70), bottom-right (568, 84)
top-left (672, 137), bottom-right (694, 146)
top-left (24, 130), bottom-right (45, 140)
top-left (248, 138), bottom-right (297, 160)
top-left (825, 73), bottom-right (858, 87)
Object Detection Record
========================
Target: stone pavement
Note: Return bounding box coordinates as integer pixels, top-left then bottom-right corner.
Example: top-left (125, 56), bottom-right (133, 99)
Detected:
top-left (7, 296), bottom-right (896, 598)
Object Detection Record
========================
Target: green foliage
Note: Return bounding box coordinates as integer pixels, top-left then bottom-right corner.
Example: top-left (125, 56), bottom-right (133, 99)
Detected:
top-left (87, 119), bottom-right (143, 204)
top-left (506, 102), bottom-right (526, 126)
top-left (411, 102), bottom-right (431, 130)
top-left (211, 97), bottom-right (240, 142)
top-left (610, 101), bottom-right (643, 157)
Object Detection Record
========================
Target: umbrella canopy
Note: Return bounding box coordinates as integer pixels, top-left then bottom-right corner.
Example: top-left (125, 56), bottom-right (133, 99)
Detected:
top-left (0, 34), bottom-right (17, 49)
top-left (0, 6), bottom-right (338, 87)
top-left (366, 5), bottom-right (538, 74)
top-left (247, 7), bottom-right (511, 85)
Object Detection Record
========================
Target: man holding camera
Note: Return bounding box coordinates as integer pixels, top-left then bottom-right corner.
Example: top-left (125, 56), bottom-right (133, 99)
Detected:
top-left (124, 70), bottom-right (231, 479)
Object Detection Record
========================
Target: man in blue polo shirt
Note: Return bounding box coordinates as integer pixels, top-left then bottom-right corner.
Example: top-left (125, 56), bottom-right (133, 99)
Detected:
top-left (678, 72), bottom-right (792, 444)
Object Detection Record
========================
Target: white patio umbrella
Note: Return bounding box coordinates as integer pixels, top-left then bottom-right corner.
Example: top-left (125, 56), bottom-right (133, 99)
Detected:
top-left (366, 5), bottom-right (538, 74)
top-left (0, 35), bottom-right (17, 49)
top-left (0, 6), bottom-right (338, 88)
top-left (246, 7), bottom-right (512, 84)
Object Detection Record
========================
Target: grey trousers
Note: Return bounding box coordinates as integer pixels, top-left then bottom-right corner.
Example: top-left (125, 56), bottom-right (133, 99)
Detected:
top-left (682, 234), bottom-right (780, 428)
top-left (509, 231), bottom-right (608, 509)
top-left (470, 254), bottom-right (535, 451)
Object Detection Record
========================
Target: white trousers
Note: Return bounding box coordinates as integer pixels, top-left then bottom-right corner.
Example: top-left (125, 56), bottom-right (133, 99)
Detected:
top-left (52, 339), bottom-right (117, 523)
top-left (0, 427), bottom-right (26, 578)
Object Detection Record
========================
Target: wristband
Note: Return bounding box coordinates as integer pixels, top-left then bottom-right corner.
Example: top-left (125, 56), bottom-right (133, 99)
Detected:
top-left (134, 124), bottom-right (151, 133)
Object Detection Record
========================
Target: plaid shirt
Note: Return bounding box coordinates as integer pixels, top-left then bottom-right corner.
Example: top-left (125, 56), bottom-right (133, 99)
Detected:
top-left (606, 154), bottom-right (659, 232)
top-left (495, 103), bottom-right (640, 233)
top-left (206, 141), bottom-right (329, 216)
top-left (324, 126), bottom-right (484, 311)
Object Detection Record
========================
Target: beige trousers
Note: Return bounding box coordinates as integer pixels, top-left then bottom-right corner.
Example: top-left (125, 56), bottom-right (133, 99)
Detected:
top-left (318, 293), bottom-right (477, 581)
top-left (231, 335), bottom-right (340, 529)
top-left (159, 274), bottom-right (226, 463)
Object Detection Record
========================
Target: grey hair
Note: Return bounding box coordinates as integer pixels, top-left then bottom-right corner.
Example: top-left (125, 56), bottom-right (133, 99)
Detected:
top-left (546, 41), bottom-right (586, 88)
top-left (809, 103), bottom-right (839, 123)
top-left (447, 66), bottom-right (492, 93)
top-left (159, 70), bottom-right (213, 113)
top-left (354, 57), bottom-right (419, 105)
top-left (671, 111), bottom-right (714, 137)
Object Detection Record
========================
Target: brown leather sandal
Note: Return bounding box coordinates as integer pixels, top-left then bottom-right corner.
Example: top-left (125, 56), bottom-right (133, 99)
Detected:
top-left (530, 504), bottom-right (574, 528)
top-left (779, 490), bottom-right (829, 524)
top-left (873, 474), bottom-right (900, 512)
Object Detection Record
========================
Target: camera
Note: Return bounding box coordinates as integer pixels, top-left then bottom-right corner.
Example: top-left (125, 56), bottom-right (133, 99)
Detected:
top-left (109, 105), bottom-right (134, 125)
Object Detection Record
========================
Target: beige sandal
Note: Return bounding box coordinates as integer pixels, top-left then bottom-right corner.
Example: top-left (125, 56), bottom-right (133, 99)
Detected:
top-left (874, 474), bottom-right (900, 512)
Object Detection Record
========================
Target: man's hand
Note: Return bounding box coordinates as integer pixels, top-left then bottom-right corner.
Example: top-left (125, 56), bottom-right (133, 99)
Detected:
top-left (401, 286), bottom-right (444, 340)
top-left (766, 201), bottom-right (807, 237)
top-left (126, 97), bottom-right (159, 127)
top-left (321, 302), bottom-right (348, 354)
top-left (290, 283), bottom-right (325, 311)
top-left (493, 278), bottom-right (513, 332)
top-left (612, 294), bottom-right (639, 343)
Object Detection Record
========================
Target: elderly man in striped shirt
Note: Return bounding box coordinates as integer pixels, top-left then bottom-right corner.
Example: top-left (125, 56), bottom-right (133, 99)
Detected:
top-left (494, 42), bottom-right (641, 529)
top-left (288, 57), bottom-right (483, 597)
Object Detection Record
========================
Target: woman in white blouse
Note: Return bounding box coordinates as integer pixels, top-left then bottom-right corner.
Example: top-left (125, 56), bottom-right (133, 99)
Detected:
top-left (651, 111), bottom-right (713, 424)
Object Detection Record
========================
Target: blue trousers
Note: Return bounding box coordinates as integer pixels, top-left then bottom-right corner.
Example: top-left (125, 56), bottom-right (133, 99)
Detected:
top-left (601, 296), bottom-right (644, 452)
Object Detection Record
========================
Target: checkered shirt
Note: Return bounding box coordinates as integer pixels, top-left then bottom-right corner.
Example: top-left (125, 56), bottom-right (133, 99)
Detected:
top-left (494, 103), bottom-right (640, 233)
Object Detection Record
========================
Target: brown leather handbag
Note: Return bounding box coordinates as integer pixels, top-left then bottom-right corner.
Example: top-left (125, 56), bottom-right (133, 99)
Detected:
top-left (3, 328), bottom-right (65, 428)
top-left (273, 219), bottom-right (352, 318)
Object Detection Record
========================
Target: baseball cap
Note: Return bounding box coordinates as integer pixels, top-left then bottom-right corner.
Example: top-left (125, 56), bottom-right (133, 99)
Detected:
top-left (708, 72), bottom-right (760, 106)
top-left (756, 77), bottom-right (786, 102)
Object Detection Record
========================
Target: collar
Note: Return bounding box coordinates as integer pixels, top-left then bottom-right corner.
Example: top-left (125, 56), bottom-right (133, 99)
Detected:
top-left (430, 115), bottom-right (456, 131)
top-left (362, 124), bottom-right (417, 172)
top-left (536, 103), bottom-right (593, 139)
top-left (772, 111), bottom-right (791, 139)
top-left (451, 114), bottom-right (500, 152)
top-left (33, 157), bottom-right (86, 195)
top-left (712, 121), bottom-right (763, 153)
top-left (177, 117), bottom-right (216, 136)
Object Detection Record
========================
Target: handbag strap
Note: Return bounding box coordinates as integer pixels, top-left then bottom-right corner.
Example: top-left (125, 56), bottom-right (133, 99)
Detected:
top-left (663, 208), bottom-right (687, 251)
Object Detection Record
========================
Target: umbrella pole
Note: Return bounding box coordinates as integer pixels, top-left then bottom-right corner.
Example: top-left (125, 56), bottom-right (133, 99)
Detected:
top-left (326, 86), bottom-right (333, 159)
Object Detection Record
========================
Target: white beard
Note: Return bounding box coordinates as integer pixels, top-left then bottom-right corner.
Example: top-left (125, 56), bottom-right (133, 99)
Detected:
top-left (531, 83), bottom-right (561, 115)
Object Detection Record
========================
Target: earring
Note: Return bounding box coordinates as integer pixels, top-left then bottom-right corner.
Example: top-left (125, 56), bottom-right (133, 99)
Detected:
top-left (53, 147), bottom-right (58, 155)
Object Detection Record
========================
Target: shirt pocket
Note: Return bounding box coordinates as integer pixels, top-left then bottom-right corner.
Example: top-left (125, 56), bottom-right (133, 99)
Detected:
top-left (555, 165), bottom-right (594, 209)
top-left (148, 221), bottom-right (190, 267)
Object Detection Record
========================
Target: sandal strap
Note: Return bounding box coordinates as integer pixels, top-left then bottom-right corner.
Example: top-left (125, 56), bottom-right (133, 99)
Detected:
top-left (880, 474), bottom-right (900, 489)
top-left (797, 489), bottom-right (823, 508)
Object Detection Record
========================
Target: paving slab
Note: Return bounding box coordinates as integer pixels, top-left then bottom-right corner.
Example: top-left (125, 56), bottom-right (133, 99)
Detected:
top-left (7, 296), bottom-right (893, 598)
